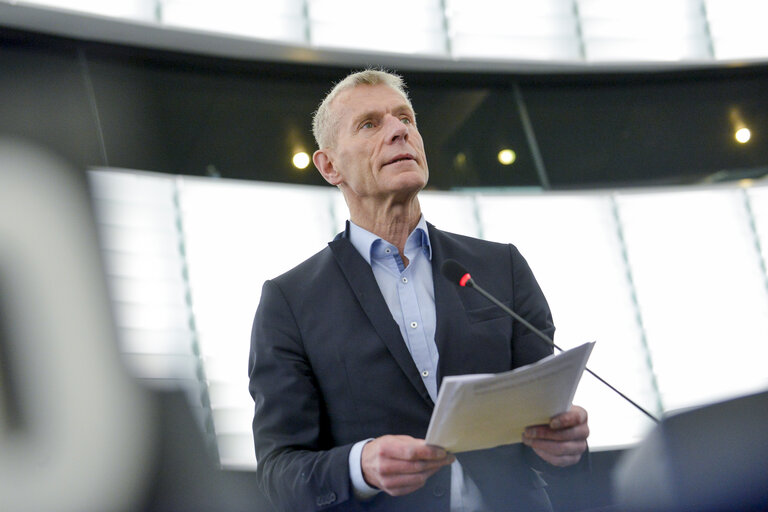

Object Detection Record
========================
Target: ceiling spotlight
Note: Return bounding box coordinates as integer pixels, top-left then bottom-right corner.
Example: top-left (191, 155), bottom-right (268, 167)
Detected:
top-left (735, 127), bottom-right (751, 144)
top-left (498, 149), bottom-right (516, 166)
top-left (292, 151), bottom-right (311, 170)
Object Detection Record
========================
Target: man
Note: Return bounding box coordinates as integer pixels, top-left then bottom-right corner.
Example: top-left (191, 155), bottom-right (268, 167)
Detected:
top-left (249, 69), bottom-right (589, 511)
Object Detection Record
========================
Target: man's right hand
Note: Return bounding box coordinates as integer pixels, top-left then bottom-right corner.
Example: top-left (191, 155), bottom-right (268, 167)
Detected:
top-left (361, 435), bottom-right (455, 496)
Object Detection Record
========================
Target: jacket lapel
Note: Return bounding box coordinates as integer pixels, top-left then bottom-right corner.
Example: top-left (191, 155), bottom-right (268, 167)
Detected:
top-left (328, 230), bottom-right (433, 406)
top-left (429, 224), bottom-right (473, 383)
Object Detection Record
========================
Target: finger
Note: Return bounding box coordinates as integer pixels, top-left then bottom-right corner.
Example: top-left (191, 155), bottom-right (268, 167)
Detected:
top-left (376, 456), bottom-right (454, 477)
top-left (406, 444), bottom-right (451, 461)
top-left (524, 438), bottom-right (588, 467)
top-left (524, 422), bottom-right (589, 442)
top-left (378, 436), bottom-right (452, 462)
top-left (533, 450), bottom-right (584, 468)
top-left (376, 473), bottom-right (429, 496)
top-left (374, 463), bottom-right (448, 496)
top-left (550, 405), bottom-right (588, 429)
top-left (524, 438), bottom-right (587, 457)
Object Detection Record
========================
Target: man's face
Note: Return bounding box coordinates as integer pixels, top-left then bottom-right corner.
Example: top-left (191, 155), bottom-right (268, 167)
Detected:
top-left (320, 84), bottom-right (429, 203)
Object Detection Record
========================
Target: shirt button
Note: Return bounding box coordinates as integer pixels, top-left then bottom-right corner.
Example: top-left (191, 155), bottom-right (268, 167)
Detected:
top-left (422, 370), bottom-right (430, 378)
top-left (402, 277), bottom-right (408, 283)
top-left (410, 321), bottom-right (418, 328)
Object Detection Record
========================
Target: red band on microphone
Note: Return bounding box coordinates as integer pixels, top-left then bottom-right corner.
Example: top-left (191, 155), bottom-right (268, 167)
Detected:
top-left (459, 273), bottom-right (471, 287)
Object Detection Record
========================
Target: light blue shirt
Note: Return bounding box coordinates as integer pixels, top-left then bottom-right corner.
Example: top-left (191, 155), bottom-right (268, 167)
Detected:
top-left (346, 217), bottom-right (485, 512)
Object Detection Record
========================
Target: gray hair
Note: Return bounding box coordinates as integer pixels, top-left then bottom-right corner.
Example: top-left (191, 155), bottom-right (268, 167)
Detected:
top-left (312, 69), bottom-right (412, 149)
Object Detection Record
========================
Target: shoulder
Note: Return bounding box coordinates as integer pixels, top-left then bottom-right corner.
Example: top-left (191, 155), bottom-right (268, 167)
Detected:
top-left (269, 244), bottom-right (337, 290)
top-left (430, 226), bottom-right (506, 248)
top-left (428, 224), bottom-right (537, 293)
top-left (429, 224), bottom-right (521, 261)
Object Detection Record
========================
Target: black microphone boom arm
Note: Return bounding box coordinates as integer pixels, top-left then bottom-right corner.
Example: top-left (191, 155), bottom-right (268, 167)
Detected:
top-left (441, 259), bottom-right (660, 424)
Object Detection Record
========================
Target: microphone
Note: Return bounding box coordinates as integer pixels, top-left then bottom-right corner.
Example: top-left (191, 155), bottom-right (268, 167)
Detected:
top-left (441, 259), bottom-right (660, 424)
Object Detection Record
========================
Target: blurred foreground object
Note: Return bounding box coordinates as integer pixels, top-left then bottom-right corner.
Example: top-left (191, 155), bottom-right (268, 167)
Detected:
top-left (0, 139), bottom-right (265, 511)
top-left (0, 139), bottom-right (154, 512)
top-left (613, 390), bottom-right (768, 512)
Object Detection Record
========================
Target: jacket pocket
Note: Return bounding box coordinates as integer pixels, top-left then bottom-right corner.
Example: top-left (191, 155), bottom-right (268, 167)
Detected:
top-left (465, 303), bottom-right (511, 323)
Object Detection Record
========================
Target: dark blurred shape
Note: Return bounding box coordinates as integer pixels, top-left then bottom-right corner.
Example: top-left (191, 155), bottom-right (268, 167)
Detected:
top-left (0, 137), bottom-right (154, 511)
top-left (140, 389), bottom-right (265, 512)
top-left (0, 138), bottom-right (265, 512)
top-left (613, 390), bottom-right (768, 512)
top-left (0, 278), bottom-right (24, 432)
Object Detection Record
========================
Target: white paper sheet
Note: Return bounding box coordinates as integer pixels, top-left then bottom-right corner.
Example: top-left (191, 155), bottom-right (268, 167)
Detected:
top-left (425, 341), bottom-right (595, 453)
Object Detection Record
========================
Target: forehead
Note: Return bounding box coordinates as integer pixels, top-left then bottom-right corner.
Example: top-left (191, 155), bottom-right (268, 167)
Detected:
top-left (332, 84), bottom-right (413, 122)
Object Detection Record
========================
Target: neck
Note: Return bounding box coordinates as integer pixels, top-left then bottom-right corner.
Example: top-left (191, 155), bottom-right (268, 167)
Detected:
top-left (348, 196), bottom-right (422, 255)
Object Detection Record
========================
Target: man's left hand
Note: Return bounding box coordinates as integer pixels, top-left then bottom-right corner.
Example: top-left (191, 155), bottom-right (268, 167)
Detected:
top-left (522, 405), bottom-right (589, 467)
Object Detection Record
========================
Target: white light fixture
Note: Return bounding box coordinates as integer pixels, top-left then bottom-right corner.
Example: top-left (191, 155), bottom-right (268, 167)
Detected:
top-left (735, 127), bottom-right (751, 144)
top-left (292, 151), bottom-right (311, 169)
top-left (498, 149), bottom-right (517, 165)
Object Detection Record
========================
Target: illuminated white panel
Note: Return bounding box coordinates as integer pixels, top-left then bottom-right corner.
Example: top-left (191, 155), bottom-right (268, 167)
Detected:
top-left (89, 169), bottom-right (768, 466)
top-left (706, 0), bottom-right (768, 59)
top-left (578, 0), bottom-right (710, 61)
top-left (450, 0), bottom-right (573, 15)
top-left (452, 36), bottom-right (582, 61)
top-left (330, 188), bottom-right (480, 243)
top-left (747, 185), bottom-right (768, 271)
top-left (216, 433), bottom-right (258, 468)
top-left (477, 192), bottom-right (658, 447)
top-left (310, 25), bottom-right (446, 55)
top-left (88, 170), bottom-right (202, 398)
top-left (584, 37), bottom-right (710, 62)
top-left (419, 191), bottom-right (481, 238)
top-left (447, 0), bottom-right (580, 60)
top-left (308, 0), bottom-right (446, 55)
top-left (179, 178), bottom-right (338, 356)
top-left (578, 0), bottom-right (704, 22)
top-left (178, 177), bottom-right (339, 467)
top-left (449, 14), bottom-right (577, 37)
top-left (447, 0), bottom-right (576, 36)
top-left (20, 0), bottom-right (155, 20)
top-left (160, 0), bottom-right (307, 42)
top-left (616, 187), bottom-right (768, 412)
top-left (705, 0), bottom-right (768, 60)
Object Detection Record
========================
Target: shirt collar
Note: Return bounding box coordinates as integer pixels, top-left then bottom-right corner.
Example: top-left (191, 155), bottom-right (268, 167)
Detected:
top-left (348, 216), bottom-right (432, 265)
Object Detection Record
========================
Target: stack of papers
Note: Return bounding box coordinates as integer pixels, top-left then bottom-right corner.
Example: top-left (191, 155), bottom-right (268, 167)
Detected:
top-left (425, 341), bottom-right (595, 453)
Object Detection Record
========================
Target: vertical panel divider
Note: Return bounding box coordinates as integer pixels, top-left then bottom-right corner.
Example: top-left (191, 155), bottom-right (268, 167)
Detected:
top-left (610, 193), bottom-right (664, 416)
top-left (173, 176), bottom-right (220, 464)
top-left (742, 187), bottom-right (768, 302)
top-left (513, 82), bottom-right (551, 190)
top-left (77, 48), bottom-right (109, 167)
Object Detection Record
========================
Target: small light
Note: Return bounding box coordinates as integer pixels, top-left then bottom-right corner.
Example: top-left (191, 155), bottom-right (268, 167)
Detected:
top-left (498, 149), bottom-right (516, 166)
top-left (454, 152), bottom-right (467, 168)
top-left (735, 127), bottom-right (751, 144)
top-left (292, 151), bottom-right (311, 169)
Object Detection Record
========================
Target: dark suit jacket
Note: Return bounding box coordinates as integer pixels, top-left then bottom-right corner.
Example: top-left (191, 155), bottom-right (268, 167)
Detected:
top-left (249, 223), bottom-right (560, 511)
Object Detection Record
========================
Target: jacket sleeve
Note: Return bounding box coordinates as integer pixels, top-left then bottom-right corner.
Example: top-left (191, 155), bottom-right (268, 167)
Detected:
top-left (508, 243), bottom-right (556, 368)
top-left (248, 279), bottom-right (354, 511)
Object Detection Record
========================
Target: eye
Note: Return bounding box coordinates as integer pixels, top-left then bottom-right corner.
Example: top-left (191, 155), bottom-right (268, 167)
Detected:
top-left (360, 121), bottom-right (374, 129)
top-left (400, 117), bottom-right (412, 125)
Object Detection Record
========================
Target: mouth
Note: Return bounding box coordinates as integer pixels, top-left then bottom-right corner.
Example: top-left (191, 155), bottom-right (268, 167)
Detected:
top-left (383, 154), bottom-right (416, 166)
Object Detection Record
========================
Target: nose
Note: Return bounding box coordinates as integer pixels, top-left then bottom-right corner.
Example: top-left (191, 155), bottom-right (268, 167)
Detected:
top-left (384, 114), bottom-right (409, 143)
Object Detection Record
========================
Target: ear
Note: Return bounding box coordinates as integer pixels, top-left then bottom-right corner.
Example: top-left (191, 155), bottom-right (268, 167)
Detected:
top-left (313, 149), bottom-right (342, 186)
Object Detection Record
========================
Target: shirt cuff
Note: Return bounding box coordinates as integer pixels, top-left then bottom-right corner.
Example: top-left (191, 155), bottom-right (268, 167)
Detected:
top-left (349, 439), bottom-right (380, 500)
